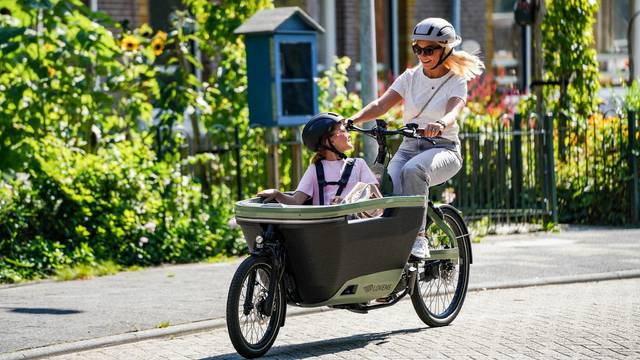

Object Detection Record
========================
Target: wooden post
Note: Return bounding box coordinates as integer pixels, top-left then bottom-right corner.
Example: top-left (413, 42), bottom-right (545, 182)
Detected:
top-left (629, 111), bottom-right (639, 224)
top-left (544, 113), bottom-right (558, 224)
top-left (533, 0), bottom-right (546, 119)
top-left (266, 127), bottom-right (280, 189)
top-left (234, 124), bottom-right (243, 201)
top-left (291, 126), bottom-right (303, 188)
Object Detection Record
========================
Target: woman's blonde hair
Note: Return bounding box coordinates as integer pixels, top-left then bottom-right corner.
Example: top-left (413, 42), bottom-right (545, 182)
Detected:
top-left (442, 49), bottom-right (485, 81)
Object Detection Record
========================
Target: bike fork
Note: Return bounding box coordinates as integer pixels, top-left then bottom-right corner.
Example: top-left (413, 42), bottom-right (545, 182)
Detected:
top-left (250, 224), bottom-right (285, 318)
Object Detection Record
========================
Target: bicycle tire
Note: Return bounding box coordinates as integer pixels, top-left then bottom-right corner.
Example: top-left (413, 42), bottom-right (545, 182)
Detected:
top-left (411, 204), bottom-right (471, 327)
top-left (226, 256), bottom-right (285, 358)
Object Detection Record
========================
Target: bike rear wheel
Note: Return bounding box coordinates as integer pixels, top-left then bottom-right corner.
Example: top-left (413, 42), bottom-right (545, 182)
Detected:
top-left (411, 205), bottom-right (471, 327)
top-left (226, 256), bottom-right (285, 358)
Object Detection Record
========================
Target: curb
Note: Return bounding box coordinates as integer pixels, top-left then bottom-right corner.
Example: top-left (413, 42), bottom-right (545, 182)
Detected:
top-left (0, 319), bottom-right (228, 360)
top-left (3, 269), bottom-right (640, 360)
top-left (469, 269), bottom-right (640, 291)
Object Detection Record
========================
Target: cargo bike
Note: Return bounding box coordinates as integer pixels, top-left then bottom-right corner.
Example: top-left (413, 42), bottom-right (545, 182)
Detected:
top-left (227, 120), bottom-right (473, 358)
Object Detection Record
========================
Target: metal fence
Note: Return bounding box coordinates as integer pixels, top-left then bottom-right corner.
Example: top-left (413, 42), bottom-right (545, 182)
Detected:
top-left (447, 111), bottom-right (640, 225)
top-left (554, 111), bottom-right (638, 224)
top-left (447, 114), bottom-right (552, 224)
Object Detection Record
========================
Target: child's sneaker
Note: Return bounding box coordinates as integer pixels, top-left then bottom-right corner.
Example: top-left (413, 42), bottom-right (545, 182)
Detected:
top-left (410, 235), bottom-right (430, 259)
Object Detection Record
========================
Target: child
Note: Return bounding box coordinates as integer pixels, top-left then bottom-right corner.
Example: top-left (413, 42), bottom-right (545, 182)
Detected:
top-left (257, 112), bottom-right (378, 205)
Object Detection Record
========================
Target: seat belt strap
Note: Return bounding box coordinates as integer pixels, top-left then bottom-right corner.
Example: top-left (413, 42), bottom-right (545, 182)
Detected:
top-left (335, 158), bottom-right (356, 197)
top-left (314, 158), bottom-right (356, 205)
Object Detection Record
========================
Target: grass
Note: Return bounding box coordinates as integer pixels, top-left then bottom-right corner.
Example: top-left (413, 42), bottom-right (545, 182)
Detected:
top-left (32, 255), bottom-right (237, 283)
top-left (54, 260), bottom-right (121, 281)
top-left (206, 254), bottom-right (238, 263)
top-left (155, 321), bottom-right (170, 328)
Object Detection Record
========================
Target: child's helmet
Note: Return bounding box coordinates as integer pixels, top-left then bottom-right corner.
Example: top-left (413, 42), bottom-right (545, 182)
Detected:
top-left (302, 112), bottom-right (343, 151)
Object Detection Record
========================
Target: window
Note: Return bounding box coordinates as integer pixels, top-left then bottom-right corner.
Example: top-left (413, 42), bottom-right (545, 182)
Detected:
top-left (279, 42), bottom-right (314, 116)
top-left (597, 0), bottom-right (630, 85)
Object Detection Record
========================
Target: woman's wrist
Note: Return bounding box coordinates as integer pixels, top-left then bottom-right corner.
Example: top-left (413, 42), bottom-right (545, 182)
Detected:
top-left (435, 119), bottom-right (447, 128)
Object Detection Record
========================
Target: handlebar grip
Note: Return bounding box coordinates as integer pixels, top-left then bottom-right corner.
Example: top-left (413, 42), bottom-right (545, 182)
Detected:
top-left (345, 119), bottom-right (354, 130)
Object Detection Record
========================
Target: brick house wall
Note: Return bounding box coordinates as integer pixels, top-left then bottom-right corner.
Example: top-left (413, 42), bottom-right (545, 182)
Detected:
top-left (94, 0), bottom-right (486, 89)
top-left (334, 0), bottom-right (486, 90)
top-left (95, 0), bottom-right (149, 31)
top-left (336, 1), bottom-right (361, 90)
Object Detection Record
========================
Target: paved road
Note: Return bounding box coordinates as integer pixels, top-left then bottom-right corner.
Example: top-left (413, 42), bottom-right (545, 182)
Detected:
top-left (1, 227), bottom-right (639, 356)
top-left (47, 278), bottom-right (640, 359)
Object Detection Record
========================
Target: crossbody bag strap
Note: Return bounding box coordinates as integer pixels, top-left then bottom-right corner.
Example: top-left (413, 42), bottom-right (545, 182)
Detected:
top-left (410, 73), bottom-right (455, 121)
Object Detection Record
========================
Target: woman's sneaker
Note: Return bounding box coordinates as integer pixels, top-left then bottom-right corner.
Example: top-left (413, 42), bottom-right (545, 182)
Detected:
top-left (411, 235), bottom-right (430, 259)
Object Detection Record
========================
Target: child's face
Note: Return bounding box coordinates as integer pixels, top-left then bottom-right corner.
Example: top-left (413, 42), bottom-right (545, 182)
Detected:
top-left (327, 124), bottom-right (353, 152)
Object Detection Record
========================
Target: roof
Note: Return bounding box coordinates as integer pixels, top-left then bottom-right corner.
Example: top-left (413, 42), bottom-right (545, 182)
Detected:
top-left (234, 7), bottom-right (325, 35)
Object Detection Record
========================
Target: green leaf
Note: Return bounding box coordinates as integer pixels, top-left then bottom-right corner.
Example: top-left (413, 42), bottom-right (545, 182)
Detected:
top-left (0, 41), bottom-right (20, 54)
top-left (0, 27), bottom-right (26, 44)
top-left (25, 0), bottom-right (53, 9)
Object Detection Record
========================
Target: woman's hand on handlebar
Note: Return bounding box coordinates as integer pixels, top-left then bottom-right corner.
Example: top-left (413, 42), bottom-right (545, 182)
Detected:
top-left (342, 118), bottom-right (355, 129)
top-left (421, 122), bottom-right (444, 137)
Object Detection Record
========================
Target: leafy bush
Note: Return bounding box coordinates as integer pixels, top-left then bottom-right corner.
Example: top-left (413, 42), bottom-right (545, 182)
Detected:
top-left (0, 1), bottom-right (255, 283)
top-left (554, 112), bottom-right (632, 225)
top-left (0, 135), bottom-right (241, 283)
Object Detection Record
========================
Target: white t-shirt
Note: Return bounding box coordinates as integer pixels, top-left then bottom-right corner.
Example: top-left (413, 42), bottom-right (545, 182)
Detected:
top-left (389, 65), bottom-right (467, 143)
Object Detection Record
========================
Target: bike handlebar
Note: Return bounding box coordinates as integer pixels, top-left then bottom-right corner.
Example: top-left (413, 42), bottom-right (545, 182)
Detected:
top-left (346, 119), bottom-right (437, 145)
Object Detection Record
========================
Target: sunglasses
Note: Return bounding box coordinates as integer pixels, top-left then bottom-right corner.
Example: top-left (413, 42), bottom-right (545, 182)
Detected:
top-left (412, 44), bottom-right (441, 56)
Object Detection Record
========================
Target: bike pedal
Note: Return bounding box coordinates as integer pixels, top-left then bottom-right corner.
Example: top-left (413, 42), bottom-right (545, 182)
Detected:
top-left (408, 254), bottom-right (426, 262)
top-left (375, 296), bottom-right (393, 303)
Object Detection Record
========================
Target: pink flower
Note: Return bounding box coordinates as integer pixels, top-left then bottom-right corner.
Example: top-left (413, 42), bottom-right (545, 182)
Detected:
top-left (139, 236), bottom-right (149, 246)
top-left (144, 221), bottom-right (157, 233)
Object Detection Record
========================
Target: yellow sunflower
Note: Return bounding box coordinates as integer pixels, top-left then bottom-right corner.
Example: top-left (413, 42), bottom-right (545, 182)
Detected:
top-left (155, 30), bottom-right (167, 41)
top-left (151, 31), bottom-right (167, 56)
top-left (121, 35), bottom-right (140, 52)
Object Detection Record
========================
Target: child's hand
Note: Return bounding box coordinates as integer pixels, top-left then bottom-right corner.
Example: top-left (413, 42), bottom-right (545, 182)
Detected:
top-left (257, 189), bottom-right (279, 202)
top-left (329, 196), bottom-right (344, 205)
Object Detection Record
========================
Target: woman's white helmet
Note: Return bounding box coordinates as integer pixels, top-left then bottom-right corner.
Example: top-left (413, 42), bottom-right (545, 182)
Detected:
top-left (412, 18), bottom-right (461, 48)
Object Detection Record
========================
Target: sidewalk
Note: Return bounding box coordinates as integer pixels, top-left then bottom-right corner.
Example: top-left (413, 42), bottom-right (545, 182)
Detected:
top-left (1, 226), bottom-right (639, 359)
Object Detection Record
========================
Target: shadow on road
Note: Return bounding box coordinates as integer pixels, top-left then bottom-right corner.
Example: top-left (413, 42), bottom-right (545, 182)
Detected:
top-left (1, 307), bottom-right (83, 315)
top-left (200, 327), bottom-right (427, 359)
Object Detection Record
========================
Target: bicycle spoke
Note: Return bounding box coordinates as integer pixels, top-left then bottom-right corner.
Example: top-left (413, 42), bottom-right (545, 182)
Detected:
top-left (235, 266), bottom-right (276, 346)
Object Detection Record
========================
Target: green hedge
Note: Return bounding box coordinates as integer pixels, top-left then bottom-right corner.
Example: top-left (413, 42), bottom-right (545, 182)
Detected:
top-left (0, 135), bottom-right (242, 283)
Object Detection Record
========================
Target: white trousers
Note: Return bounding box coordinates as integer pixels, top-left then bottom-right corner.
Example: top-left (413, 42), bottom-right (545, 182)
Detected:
top-left (387, 138), bottom-right (462, 231)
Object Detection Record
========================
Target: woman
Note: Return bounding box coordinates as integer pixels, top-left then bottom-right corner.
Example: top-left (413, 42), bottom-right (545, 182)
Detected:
top-left (348, 18), bottom-right (484, 259)
top-left (257, 112), bottom-right (377, 205)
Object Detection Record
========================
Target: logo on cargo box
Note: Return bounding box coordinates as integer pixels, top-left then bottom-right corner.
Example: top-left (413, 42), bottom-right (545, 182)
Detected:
top-left (363, 283), bottom-right (393, 293)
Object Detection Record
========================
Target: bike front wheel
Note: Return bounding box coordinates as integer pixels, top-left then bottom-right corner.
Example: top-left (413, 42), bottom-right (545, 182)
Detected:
top-left (226, 256), bottom-right (285, 358)
top-left (411, 204), bottom-right (471, 327)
